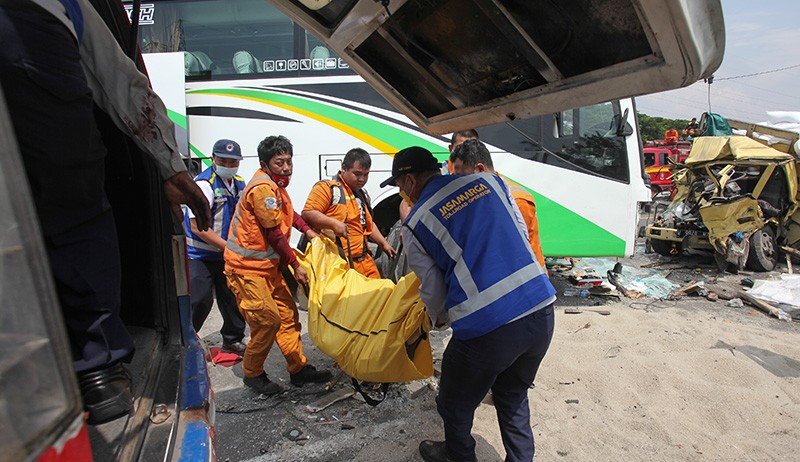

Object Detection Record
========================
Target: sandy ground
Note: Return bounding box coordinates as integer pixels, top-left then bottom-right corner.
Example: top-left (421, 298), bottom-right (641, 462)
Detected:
top-left (200, 253), bottom-right (800, 462)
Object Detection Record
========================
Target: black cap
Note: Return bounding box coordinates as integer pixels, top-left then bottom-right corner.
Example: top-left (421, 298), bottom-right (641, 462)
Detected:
top-left (380, 146), bottom-right (439, 188)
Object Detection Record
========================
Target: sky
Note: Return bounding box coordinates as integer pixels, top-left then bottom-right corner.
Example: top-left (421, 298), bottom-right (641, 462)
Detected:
top-left (635, 0), bottom-right (800, 123)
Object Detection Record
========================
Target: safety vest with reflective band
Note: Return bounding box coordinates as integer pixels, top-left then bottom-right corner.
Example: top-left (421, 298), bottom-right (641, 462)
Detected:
top-left (224, 171), bottom-right (293, 274)
top-left (312, 176), bottom-right (373, 258)
top-left (184, 167), bottom-right (245, 260)
top-left (507, 181), bottom-right (546, 267)
top-left (405, 173), bottom-right (556, 340)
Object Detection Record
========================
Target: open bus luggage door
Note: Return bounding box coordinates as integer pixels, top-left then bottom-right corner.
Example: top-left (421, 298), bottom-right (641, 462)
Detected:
top-left (269, 0), bottom-right (725, 134)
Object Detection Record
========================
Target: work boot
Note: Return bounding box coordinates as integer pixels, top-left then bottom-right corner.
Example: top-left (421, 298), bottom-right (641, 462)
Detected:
top-left (221, 341), bottom-right (246, 356)
top-left (290, 364), bottom-right (333, 387)
top-left (243, 373), bottom-right (283, 396)
top-left (418, 441), bottom-right (475, 462)
top-left (78, 362), bottom-right (133, 425)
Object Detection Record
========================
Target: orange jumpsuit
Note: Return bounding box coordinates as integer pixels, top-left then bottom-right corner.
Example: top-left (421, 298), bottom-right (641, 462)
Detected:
top-left (508, 183), bottom-right (546, 268)
top-left (224, 171), bottom-right (306, 378)
top-left (303, 176), bottom-right (380, 279)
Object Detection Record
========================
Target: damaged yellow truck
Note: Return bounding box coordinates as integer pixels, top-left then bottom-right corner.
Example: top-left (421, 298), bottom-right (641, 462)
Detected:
top-left (646, 133), bottom-right (800, 272)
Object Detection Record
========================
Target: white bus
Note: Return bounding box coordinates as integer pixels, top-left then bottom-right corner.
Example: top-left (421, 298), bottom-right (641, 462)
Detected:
top-left (129, 0), bottom-right (722, 258)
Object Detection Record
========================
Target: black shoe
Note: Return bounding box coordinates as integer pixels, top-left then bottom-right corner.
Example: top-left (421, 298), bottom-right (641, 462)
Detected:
top-left (243, 373), bottom-right (283, 395)
top-left (290, 364), bottom-right (333, 387)
top-left (221, 341), bottom-right (246, 356)
top-left (418, 441), bottom-right (475, 462)
top-left (78, 362), bottom-right (133, 425)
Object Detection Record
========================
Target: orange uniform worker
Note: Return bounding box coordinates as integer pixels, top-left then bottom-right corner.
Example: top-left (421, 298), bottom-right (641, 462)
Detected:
top-left (450, 139), bottom-right (547, 267)
top-left (302, 148), bottom-right (396, 278)
top-left (224, 135), bottom-right (332, 395)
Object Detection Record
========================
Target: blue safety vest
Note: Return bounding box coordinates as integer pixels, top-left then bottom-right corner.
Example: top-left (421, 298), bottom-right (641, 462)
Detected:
top-left (184, 167), bottom-right (245, 260)
top-left (405, 173), bottom-right (556, 339)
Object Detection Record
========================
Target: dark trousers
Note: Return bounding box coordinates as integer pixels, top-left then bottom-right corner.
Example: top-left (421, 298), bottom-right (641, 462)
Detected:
top-left (189, 259), bottom-right (245, 344)
top-left (46, 212), bottom-right (134, 372)
top-left (0, 4), bottom-right (134, 373)
top-left (437, 305), bottom-right (554, 462)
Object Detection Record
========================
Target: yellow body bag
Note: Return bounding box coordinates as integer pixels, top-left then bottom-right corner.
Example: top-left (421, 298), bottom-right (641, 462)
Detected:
top-left (297, 237), bottom-right (433, 383)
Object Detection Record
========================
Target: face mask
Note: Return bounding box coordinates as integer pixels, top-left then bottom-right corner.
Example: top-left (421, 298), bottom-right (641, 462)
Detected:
top-left (215, 165), bottom-right (238, 180)
top-left (269, 171), bottom-right (291, 188)
top-left (399, 190), bottom-right (414, 206)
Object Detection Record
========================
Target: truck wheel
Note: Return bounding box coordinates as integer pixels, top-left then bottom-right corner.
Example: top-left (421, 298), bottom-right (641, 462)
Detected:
top-left (746, 226), bottom-right (777, 272)
top-left (649, 238), bottom-right (676, 257)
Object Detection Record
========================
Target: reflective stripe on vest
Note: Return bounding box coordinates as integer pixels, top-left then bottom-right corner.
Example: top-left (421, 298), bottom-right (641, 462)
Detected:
top-left (406, 173), bottom-right (555, 339)
top-left (225, 204), bottom-right (278, 260)
top-left (186, 237), bottom-right (218, 253)
top-left (225, 172), bottom-right (286, 270)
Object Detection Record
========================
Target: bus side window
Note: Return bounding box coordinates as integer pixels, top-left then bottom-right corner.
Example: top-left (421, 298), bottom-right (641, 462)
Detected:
top-left (558, 110), bottom-right (574, 137)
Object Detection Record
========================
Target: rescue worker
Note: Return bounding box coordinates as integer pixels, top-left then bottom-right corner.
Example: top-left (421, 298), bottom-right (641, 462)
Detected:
top-left (448, 129), bottom-right (480, 161)
top-left (382, 146), bottom-right (556, 462)
top-left (0, 0), bottom-right (210, 424)
top-left (302, 148), bottom-right (396, 278)
top-left (449, 139), bottom-right (546, 267)
top-left (683, 117), bottom-right (699, 138)
top-left (399, 130), bottom-right (478, 222)
top-left (224, 135), bottom-right (332, 395)
top-left (184, 139), bottom-right (247, 354)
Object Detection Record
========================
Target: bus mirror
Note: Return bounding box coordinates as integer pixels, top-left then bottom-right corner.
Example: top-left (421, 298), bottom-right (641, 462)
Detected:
top-left (613, 109), bottom-right (634, 137)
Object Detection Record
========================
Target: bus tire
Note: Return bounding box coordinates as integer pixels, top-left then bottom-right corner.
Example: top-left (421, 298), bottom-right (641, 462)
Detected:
top-left (746, 226), bottom-right (777, 272)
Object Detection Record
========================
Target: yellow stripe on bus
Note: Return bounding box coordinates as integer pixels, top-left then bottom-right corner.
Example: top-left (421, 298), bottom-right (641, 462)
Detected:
top-left (215, 94), bottom-right (397, 154)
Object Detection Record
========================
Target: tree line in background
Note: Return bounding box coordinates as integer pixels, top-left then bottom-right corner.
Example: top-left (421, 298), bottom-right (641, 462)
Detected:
top-left (636, 112), bottom-right (691, 142)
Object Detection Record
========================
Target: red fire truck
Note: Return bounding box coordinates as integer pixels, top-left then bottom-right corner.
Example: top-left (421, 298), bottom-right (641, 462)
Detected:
top-left (643, 133), bottom-right (692, 195)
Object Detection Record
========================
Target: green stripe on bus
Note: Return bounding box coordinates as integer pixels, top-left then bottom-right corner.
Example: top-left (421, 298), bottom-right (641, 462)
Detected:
top-left (189, 143), bottom-right (212, 167)
top-left (506, 177), bottom-right (626, 257)
top-left (188, 88), bottom-right (445, 155)
top-left (167, 109), bottom-right (187, 129)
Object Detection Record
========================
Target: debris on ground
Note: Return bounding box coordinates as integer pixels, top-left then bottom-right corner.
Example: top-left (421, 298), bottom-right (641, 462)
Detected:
top-left (567, 266), bottom-right (604, 287)
top-left (305, 387), bottom-right (357, 413)
top-left (564, 308), bottom-right (611, 316)
top-left (284, 428), bottom-right (307, 442)
top-left (546, 257), bottom-right (574, 272)
top-left (737, 290), bottom-right (791, 322)
top-left (563, 287), bottom-right (591, 298)
top-left (671, 281), bottom-right (707, 298)
top-left (745, 274), bottom-right (800, 309)
top-left (571, 322), bottom-right (592, 334)
top-left (579, 258), bottom-right (676, 298)
top-left (604, 346), bottom-right (622, 358)
top-left (726, 298), bottom-right (744, 308)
